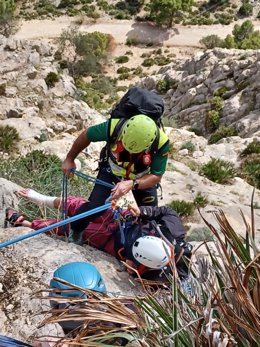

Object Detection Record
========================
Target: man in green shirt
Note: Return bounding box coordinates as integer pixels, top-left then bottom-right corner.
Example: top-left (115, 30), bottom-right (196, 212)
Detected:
top-left (62, 114), bottom-right (170, 242)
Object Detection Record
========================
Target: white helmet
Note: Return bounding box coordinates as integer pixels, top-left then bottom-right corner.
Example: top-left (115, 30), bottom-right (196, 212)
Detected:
top-left (132, 236), bottom-right (172, 269)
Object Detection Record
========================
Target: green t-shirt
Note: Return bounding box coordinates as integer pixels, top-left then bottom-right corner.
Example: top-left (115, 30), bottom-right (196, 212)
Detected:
top-left (87, 120), bottom-right (169, 176)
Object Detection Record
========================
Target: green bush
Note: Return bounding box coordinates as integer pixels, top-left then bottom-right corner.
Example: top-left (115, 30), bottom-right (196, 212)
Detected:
top-left (180, 141), bottom-right (196, 153)
top-left (142, 58), bottom-right (155, 67)
top-left (0, 83), bottom-right (6, 96)
top-left (126, 37), bottom-right (138, 46)
top-left (209, 96), bottom-right (224, 111)
top-left (187, 127), bottom-right (203, 136)
top-left (186, 226), bottom-right (213, 242)
top-left (193, 192), bottom-right (208, 207)
top-left (241, 140), bottom-right (260, 157)
top-left (213, 86), bottom-right (228, 97)
top-left (238, 1), bottom-right (253, 17)
top-left (156, 79), bottom-right (171, 94)
top-left (154, 55), bottom-right (171, 66)
top-left (45, 72), bottom-right (59, 88)
top-left (199, 34), bottom-right (224, 48)
top-left (0, 125), bottom-right (20, 153)
top-left (115, 55), bottom-right (129, 63)
top-left (117, 66), bottom-right (130, 74)
top-left (0, 0), bottom-right (17, 36)
top-left (200, 158), bottom-right (237, 184)
top-left (208, 126), bottom-right (238, 144)
top-left (239, 154), bottom-right (260, 189)
top-left (205, 110), bottom-right (220, 132)
top-left (167, 199), bottom-right (195, 217)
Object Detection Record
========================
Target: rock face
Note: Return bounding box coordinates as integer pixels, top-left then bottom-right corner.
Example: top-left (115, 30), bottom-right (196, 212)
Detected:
top-left (141, 49), bottom-right (260, 137)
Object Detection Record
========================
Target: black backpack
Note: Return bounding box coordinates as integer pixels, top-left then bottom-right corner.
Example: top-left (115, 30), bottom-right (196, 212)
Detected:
top-left (109, 87), bottom-right (165, 153)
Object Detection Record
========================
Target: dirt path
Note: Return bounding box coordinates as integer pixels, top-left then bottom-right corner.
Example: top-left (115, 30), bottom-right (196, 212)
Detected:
top-left (14, 17), bottom-right (260, 47)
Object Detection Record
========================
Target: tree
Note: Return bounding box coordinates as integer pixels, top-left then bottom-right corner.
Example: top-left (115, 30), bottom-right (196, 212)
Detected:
top-left (232, 20), bottom-right (254, 42)
top-left (0, 0), bottom-right (17, 37)
top-left (149, 0), bottom-right (193, 27)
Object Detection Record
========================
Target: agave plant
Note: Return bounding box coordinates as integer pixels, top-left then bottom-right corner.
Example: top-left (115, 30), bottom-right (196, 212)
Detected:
top-left (37, 191), bottom-right (260, 346)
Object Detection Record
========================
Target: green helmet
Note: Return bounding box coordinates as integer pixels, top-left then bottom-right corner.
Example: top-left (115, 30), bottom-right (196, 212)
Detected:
top-left (122, 115), bottom-right (158, 153)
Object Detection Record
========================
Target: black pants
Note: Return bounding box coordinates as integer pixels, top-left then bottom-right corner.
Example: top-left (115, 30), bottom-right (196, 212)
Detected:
top-left (71, 163), bottom-right (158, 237)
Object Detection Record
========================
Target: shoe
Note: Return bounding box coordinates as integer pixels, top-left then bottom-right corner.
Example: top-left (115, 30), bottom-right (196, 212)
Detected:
top-left (4, 207), bottom-right (24, 228)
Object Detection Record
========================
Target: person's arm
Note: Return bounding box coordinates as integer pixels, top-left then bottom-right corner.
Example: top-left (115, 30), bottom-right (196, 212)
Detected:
top-left (62, 131), bottom-right (90, 176)
top-left (111, 173), bottom-right (161, 201)
top-left (62, 121), bottom-right (109, 176)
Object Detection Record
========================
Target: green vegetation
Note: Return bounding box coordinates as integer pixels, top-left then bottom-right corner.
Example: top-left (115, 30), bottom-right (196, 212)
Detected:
top-left (200, 158), bottom-right (237, 184)
top-left (58, 29), bottom-right (113, 78)
top-left (167, 199), bottom-right (195, 217)
top-left (200, 20), bottom-right (260, 50)
top-left (0, 125), bottom-right (20, 153)
top-left (0, 150), bottom-right (92, 220)
top-left (75, 75), bottom-right (118, 110)
top-left (205, 110), bottom-right (220, 132)
top-left (0, 0), bottom-right (17, 36)
top-left (45, 72), bottom-right (59, 88)
top-left (149, 0), bottom-right (193, 27)
top-left (239, 154), bottom-right (260, 189)
top-left (156, 79), bottom-right (172, 93)
top-left (186, 226), bottom-right (213, 241)
top-left (241, 140), bottom-right (260, 157)
top-left (193, 191), bottom-right (208, 207)
top-left (239, 141), bottom-right (260, 189)
top-left (168, 192), bottom-right (208, 217)
top-left (208, 126), bottom-right (238, 144)
top-left (180, 141), bottom-right (196, 153)
top-left (115, 55), bottom-right (129, 63)
top-left (238, 0), bottom-right (253, 17)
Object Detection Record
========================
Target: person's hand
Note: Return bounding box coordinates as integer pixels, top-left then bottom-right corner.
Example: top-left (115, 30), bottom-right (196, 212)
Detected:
top-left (128, 203), bottom-right (140, 217)
top-left (62, 157), bottom-right (76, 176)
top-left (111, 180), bottom-right (133, 200)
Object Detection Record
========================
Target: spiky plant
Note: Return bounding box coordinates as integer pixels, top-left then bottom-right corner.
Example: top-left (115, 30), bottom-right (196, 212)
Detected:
top-left (0, 125), bottom-right (20, 153)
top-left (38, 192), bottom-right (260, 346)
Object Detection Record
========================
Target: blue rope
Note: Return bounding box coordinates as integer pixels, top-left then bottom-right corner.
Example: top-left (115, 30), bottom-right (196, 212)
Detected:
top-left (0, 335), bottom-right (32, 347)
top-left (0, 203), bottom-right (111, 249)
top-left (73, 170), bottom-right (114, 189)
top-left (62, 174), bottom-right (68, 235)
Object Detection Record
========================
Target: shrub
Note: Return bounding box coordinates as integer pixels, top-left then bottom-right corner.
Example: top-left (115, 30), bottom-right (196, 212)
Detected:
top-left (199, 34), bottom-right (224, 48)
top-left (208, 126), bottom-right (238, 144)
top-left (238, 1), bottom-right (253, 17)
top-left (193, 192), bottom-right (208, 207)
top-left (142, 58), bottom-right (155, 67)
top-left (156, 79), bottom-right (170, 94)
top-left (0, 83), bottom-right (6, 96)
top-left (0, 125), bottom-right (20, 153)
top-left (186, 226), bottom-right (213, 242)
top-left (167, 199), bottom-right (195, 217)
top-left (180, 141), bottom-right (196, 153)
top-left (209, 96), bottom-right (224, 111)
top-left (0, 0), bottom-right (17, 36)
top-left (117, 66), bottom-right (130, 74)
top-left (126, 37), bottom-right (138, 46)
top-left (213, 86), bottom-right (228, 97)
top-left (205, 110), bottom-right (220, 132)
top-left (115, 55), bottom-right (129, 63)
top-left (241, 140), bottom-right (260, 157)
top-left (187, 127), bottom-right (203, 136)
top-left (45, 72), bottom-right (59, 88)
top-left (239, 154), bottom-right (260, 189)
top-left (200, 158), bottom-right (237, 184)
top-left (154, 55), bottom-right (171, 66)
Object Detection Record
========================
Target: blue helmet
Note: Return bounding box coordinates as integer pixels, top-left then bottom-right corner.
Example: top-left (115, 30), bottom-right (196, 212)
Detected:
top-left (50, 262), bottom-right (106, 297)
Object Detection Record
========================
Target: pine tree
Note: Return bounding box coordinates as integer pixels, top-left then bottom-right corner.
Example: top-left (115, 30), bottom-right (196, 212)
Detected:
top-left (0, 0), bottom-right (16, 37)
top-left (149, 0), bottom-right (193, 27)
